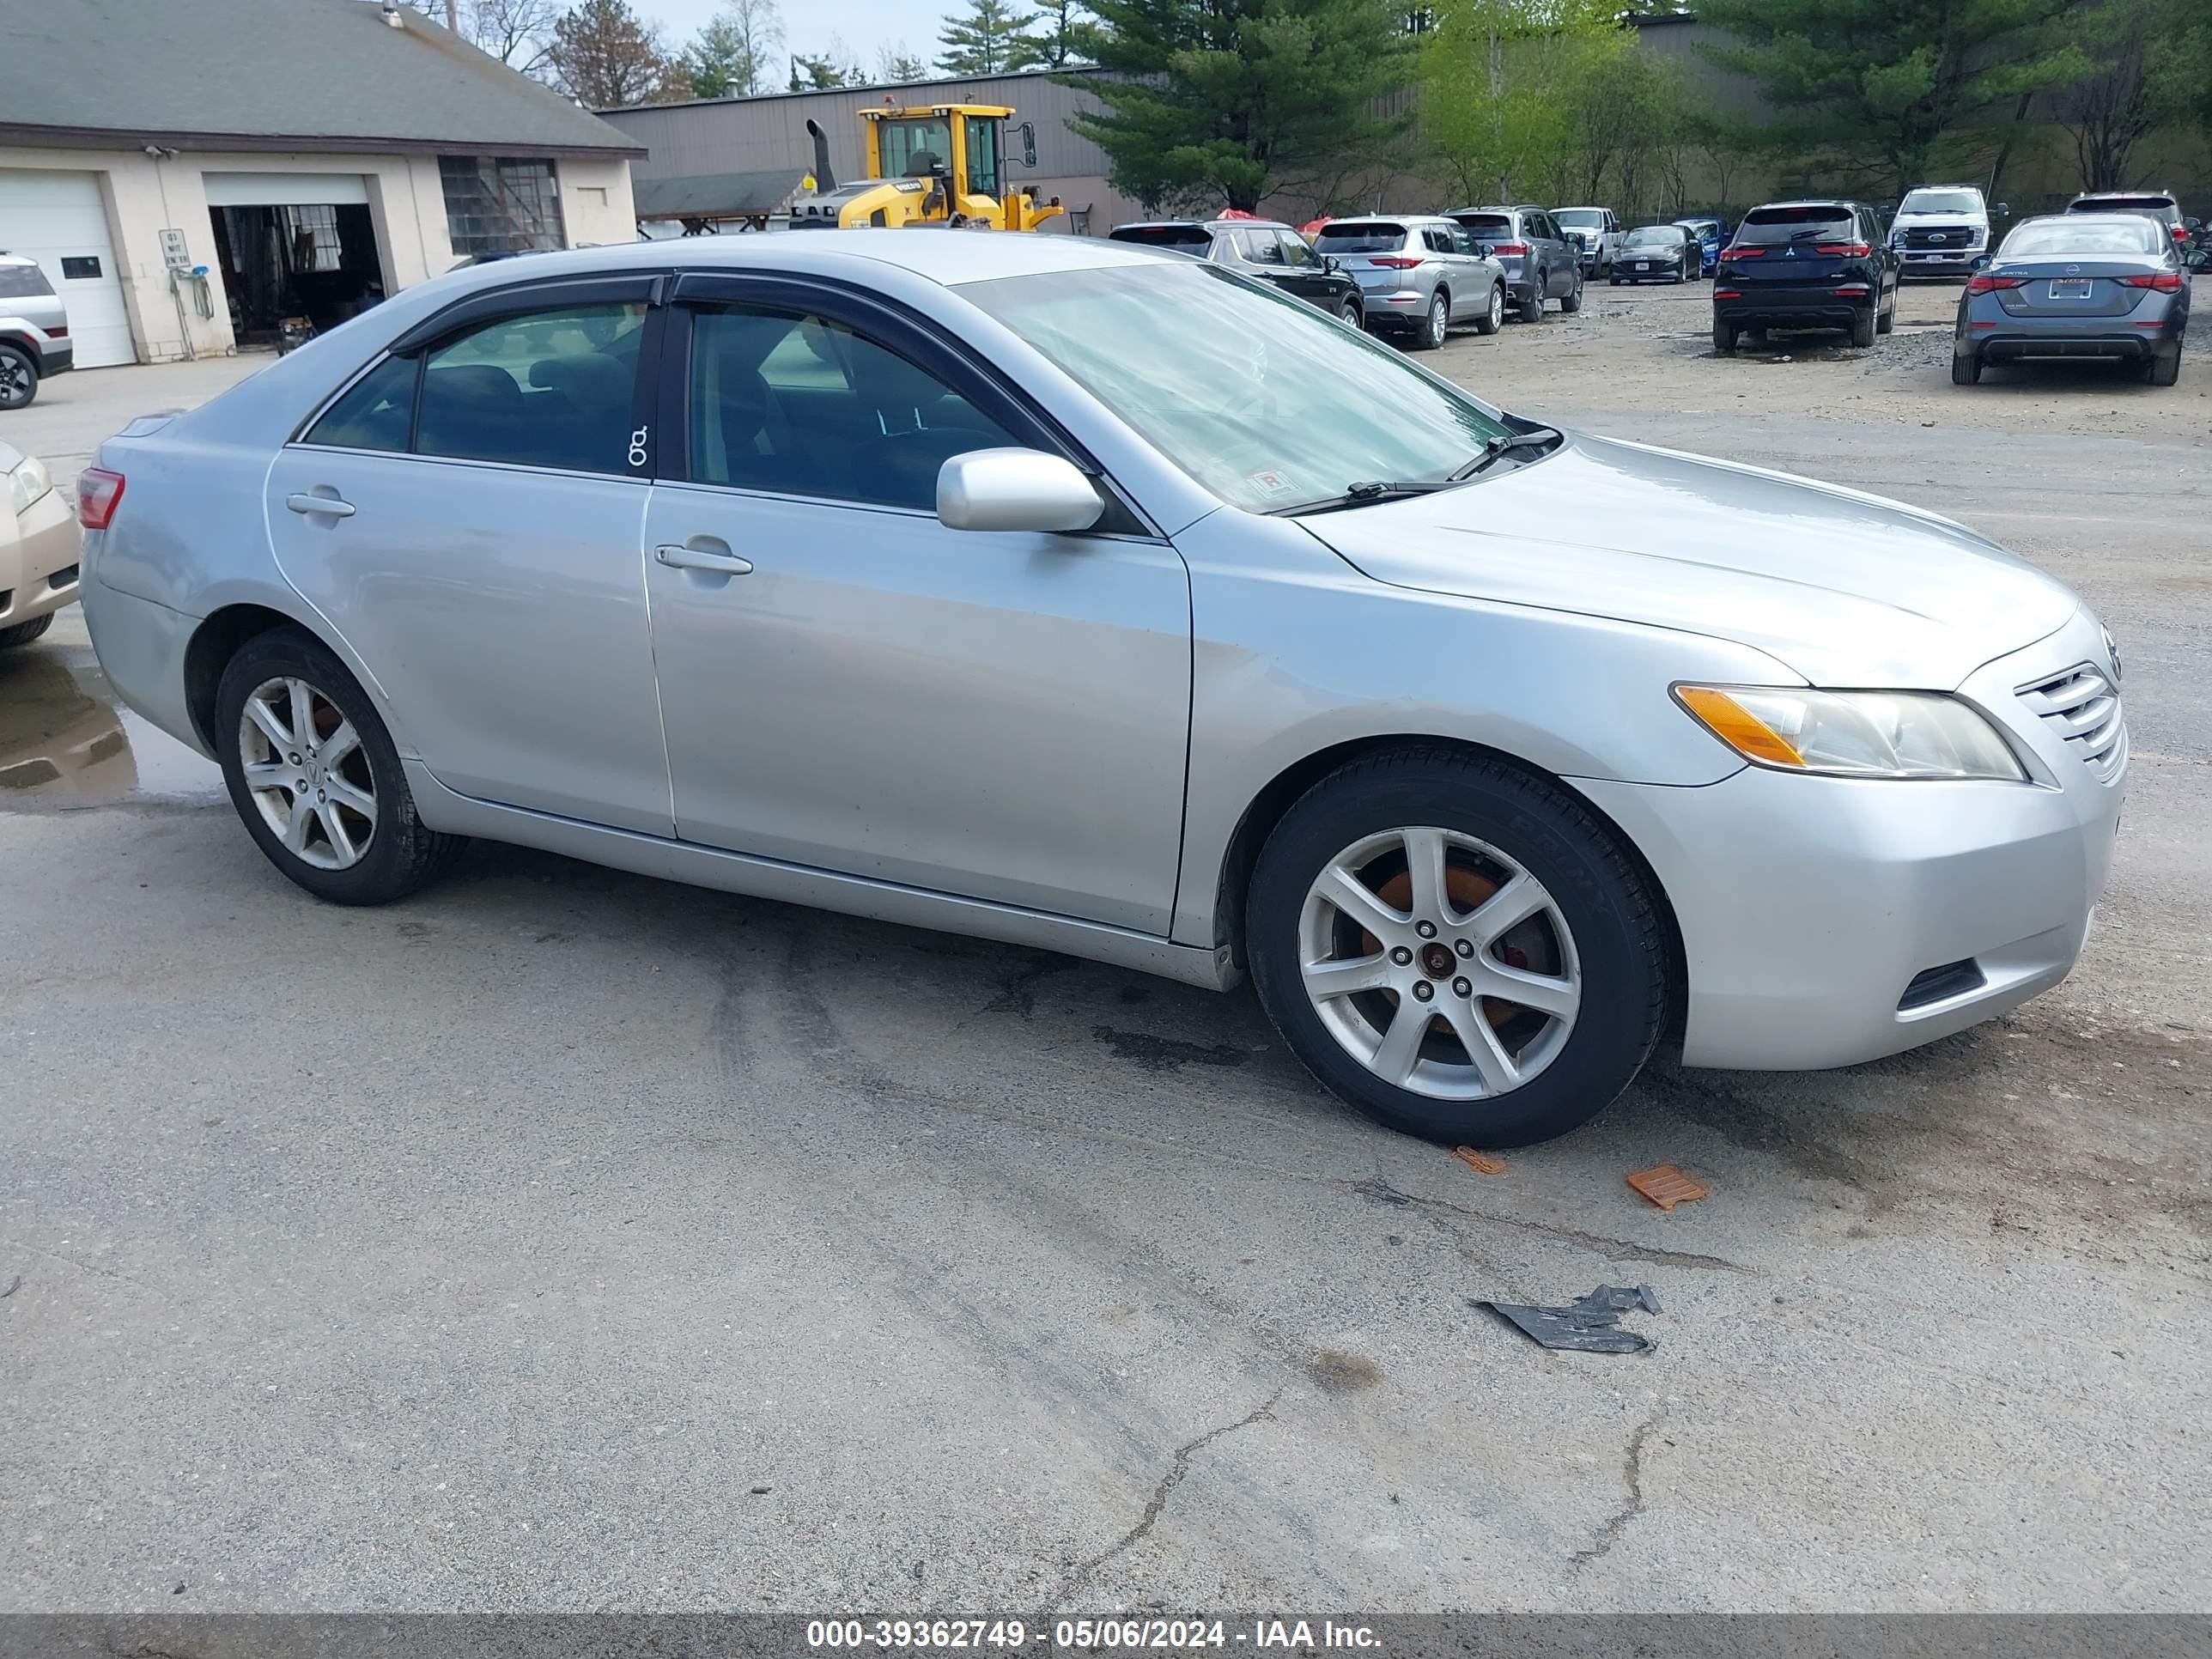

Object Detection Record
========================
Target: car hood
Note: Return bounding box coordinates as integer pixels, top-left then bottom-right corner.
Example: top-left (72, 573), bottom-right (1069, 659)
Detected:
top-left (1302, 432), bottom-right (2078, 688)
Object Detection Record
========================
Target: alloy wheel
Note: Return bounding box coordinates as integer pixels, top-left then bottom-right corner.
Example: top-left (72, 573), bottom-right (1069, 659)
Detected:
top-left (238, 676), bottom-right (377, 870)
top-left (0, 356), bottom-right (29, 408)
top-left (1487, 286), bottom-right (1504, 331)
top-left (1297, 826), bottom-right (1580, 1101)
top-left (1428, 294), bottom-right (1449, 346)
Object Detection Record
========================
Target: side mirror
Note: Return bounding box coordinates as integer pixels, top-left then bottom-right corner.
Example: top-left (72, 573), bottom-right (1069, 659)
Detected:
top-left (1970, 253), bottom-right (1991, 270)
top-left (1323, 254), bottom-right (1340, 273)
top-left (1474, 243), bottom-right (1493, 259)
top-left (2188, 249), bottom-right (2212, 271)
top-left (1995, 202), bottom-right (2009, 216)
top-left (938, 448), bottom-right (1104, 534)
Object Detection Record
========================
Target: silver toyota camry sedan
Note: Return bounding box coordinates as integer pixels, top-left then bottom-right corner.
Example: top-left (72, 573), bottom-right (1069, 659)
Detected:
top-left (79, 233), bottom-right (2124, 1146)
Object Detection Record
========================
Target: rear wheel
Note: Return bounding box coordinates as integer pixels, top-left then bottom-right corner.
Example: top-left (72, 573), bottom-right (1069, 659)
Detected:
top-left (1474, 283), bottom-right (1504, 336)
top-left (1517, 280), bottom-right (1544, 324)
top-left (216, 629), bottom-right (467, 905)
top-left (1952, 349), bottom-right (1982, 386)
top-left (1246, 749), bottom-right (1668, 1146)
top-left (1850, 304), bottom-right (1877, 349)
top-left (0, 343), bottom-right (36, 410)
top-left (1712, 317), bottom-right (1738, 354)
top-left (2147, 343), bottom-right (2182, 386)
top-left (0, 612), bottom-right (56, 649)
top-left (1411, 289), bottom-right (1449, 350)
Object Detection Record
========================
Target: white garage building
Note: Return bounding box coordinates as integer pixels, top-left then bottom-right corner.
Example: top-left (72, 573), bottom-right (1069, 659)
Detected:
top-left (0, 0), bottom-right (643, 367)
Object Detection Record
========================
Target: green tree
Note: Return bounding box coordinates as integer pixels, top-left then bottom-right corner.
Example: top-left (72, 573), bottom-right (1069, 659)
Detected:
top-left (681, 0), bottom-right (783, 97)
top-left (1067, 0), bottom-right (1417, 213)
top-left (1696, 0), bottom-right (2089, 197)
top-left (937, 0), bottom-right (1044, 75)
top-left (547, 0), bottom-right (685, 106)
top-left (1022, 0), bottom-right (1090, 67)
top-left (787, 51), bottom-right (853, 88)
top-left (1417, 0), bottom-right (1616, 206)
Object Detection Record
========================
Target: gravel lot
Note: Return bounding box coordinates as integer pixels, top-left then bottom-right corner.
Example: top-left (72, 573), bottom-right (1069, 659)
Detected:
top-left (3, 278), bottom-right (2206, 1618)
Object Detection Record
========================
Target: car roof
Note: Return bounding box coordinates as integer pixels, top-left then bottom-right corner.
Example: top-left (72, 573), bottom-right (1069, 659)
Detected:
top-left (2074, 190), bottom-right (2175, 200)
top-left (1903, 183), bottom-right (1982, 192)
top-left (1746, 198), bottom-right (1860, 211)
top-left (1113, 218), bottom-right (1291, 233)
top-left (1319, 214), bottom-right (1452, 226)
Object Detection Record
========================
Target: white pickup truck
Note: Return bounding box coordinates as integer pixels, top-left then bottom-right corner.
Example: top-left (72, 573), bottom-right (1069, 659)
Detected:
top-left (1888, 184), bottom-right (2002, 277)
top-left (1553, 207), bottom-right (1621, 275)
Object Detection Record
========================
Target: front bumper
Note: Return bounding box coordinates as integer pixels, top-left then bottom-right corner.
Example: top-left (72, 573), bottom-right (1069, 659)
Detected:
top-left (1616, 259), bottom-right (1686, 281)
top-left (1578, 609), bottom-right (2124, 1071)
top-left (1897, 250), bottom-right (1980, 276)
top-left (1, 483), bottom-right (83, 629)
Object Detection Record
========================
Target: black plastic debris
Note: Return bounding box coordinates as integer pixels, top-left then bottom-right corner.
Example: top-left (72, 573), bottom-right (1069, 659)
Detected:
top-left (1477, 1284), bottom-right (1662, 1354)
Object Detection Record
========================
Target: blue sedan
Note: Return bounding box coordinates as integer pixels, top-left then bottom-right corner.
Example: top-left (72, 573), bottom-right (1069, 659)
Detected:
top-left (1673, 216), bottom-right (1725, 276)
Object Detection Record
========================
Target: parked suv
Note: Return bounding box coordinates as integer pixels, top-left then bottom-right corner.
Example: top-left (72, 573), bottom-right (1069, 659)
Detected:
top-left (1713, 199), bottom-right (1899, 351)
top-left (0, 254), bottom-right (74, 411)
top-left (2068, 191), bottom-right (2191, 254)
top-left (1441, 205), bottom-right (1583, 321)
top-left (1553, 207), bottom-right (1620, 275)
top-left (1310, 216), bottom-right (1508, 349)
top-left (1889, 184), bottom-right (1999, 277)
top-left (1108, 218), bottom-right (1364, 325)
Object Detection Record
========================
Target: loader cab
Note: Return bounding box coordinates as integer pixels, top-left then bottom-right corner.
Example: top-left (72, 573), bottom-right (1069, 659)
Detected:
top-left (865, 106), bottom-right (1006, 205)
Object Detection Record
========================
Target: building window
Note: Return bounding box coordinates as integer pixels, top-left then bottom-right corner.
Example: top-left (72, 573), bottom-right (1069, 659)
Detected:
top-left (281, 205), bottom-right (343, 273)
top-left (440, 156), bottom-right (566, 258)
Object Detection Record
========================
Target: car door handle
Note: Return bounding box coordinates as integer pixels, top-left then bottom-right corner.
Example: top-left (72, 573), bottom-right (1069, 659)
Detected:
top-left (655, 542), bottom-right (753, 576)
top-left (286, 492), bottom-right (355, 518)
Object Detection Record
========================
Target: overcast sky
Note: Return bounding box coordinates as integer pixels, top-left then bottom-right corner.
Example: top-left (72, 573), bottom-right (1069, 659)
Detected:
top-left (638, 0), bottom-right (951, 79)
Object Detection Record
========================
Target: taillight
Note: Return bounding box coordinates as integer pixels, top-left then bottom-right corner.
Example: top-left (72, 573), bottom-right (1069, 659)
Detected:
top-left (76, 467), bottom-right (125, 529)
top-left (1832, 283), bottom-right (1869, 295)
top-left (1717, 246), bottom-right (1763, 260)
top-left (46, 324), bottom-right (68, 338)
top-left (2121, 272), bottom-right (2184, 291)
top-left (1813, 243), bottom-right (1872, 257)
top-left (1488, 242), bottom-right (1528, 256)
top-left (1965, 274), bottom-right (2026, 295)
top-left (1367, 255), bottom-right (1420, 269)
top-left (1713, 289), bottom-right (1741, 299)
top-left (2172, 224), bottom-right (2188, 240)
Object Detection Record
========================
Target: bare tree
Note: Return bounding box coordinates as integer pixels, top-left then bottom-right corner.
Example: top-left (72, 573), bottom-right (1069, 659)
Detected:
top-left (876, 42), bottom-right (930, 82)
top-left (463, 0), bottom-right (559, 77)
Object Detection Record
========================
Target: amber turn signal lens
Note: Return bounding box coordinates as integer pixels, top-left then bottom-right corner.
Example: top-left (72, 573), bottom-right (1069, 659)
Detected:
top-left (1675, 687), bottom-right (1804, 767)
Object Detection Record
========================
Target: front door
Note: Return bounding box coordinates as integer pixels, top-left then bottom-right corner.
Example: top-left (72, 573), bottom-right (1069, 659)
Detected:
top-left (265, 277), bottom-right (672, 834)
top-left (640, 281), bottom-right (1192, 934)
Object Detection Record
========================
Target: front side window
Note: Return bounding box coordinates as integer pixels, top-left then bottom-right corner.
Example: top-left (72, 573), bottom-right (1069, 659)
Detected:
top-left (441, 156), bottom-right (565, 258)
top-left (964, 118), bottom-right (1001, 198)
top-left (687, 303), bottom-right (1018, 511)
top-left (1276, 231), bottom-right (1315, 268)
top-left (417, 301), bottom-right (645, 472)
top-left (963, 262), bottom-right (1510, 514)
top-left (879, 118), bottom-right (952, 180)
top-left (1238, 229), bottom-right (1285, 266)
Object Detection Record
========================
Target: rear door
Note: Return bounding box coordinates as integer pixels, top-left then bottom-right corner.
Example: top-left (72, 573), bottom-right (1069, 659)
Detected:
top-left (1270, 228), bottom-right (1339, 307)
top-left (265, 274), bottom-right (673, 834)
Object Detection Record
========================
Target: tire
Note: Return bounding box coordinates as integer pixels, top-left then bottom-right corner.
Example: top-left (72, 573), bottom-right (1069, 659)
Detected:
top-left (1517, 279), bottom-right (1544, 324)
top-left (1411, 290), bottom-right (1449, 350)
top-left (0, 343), bottom-right (36, 411)
top-left (1850, 304), bottom-right (1877, 349)
top-left (2147, 343), bottom-right (2181, 386)
top-left (1474, 283), bottom-right (1504, 336)
top-left (1876, 295), bottom-right (1894, 334)
top-left (1609, 276), bottom-right (1622, 286)
top-left (1246, 747), bottom-right (1668, 1146)
top-left (1672, 263), bottom-right (1685, 285)
top-left (1559, 272), bottom-right (1583, 313)
top-left (1712, 317), bottom-right (1737, 354)
top-left (215, 628), bottom-right (466, 905)
top-left (0, 611), bottom-right (55, 649)
top-left (1335, 295), bottom-right (1363, 329)
top-left (1951, 349), bottom-right (1982, 386)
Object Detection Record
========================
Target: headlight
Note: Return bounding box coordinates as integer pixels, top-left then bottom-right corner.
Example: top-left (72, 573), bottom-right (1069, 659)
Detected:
top-left (7, 453), bottom-right (52, 517)
top-left (1674, 685), bottom-right (2027, 781)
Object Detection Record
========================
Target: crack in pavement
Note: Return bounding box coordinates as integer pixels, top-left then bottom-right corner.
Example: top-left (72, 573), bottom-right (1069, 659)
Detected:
top-left (1055, 1391), bottom-right (1283, 1600)
top-left (1569, 1406), bottom-right (1667, 1570)
top-left (1349, 1178), bottom-right (1753, 1273)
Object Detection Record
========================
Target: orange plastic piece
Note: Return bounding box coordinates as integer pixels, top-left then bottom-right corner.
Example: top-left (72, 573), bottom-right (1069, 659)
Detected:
top-left (1626, 1164), bottom-right (1709, 1210)
top-left (1453, 1146), bottom-right (1507, 1176)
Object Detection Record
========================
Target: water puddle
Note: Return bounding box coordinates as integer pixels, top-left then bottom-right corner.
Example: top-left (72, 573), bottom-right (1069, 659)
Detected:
top-left (0, 645), bottom-right (223, 808)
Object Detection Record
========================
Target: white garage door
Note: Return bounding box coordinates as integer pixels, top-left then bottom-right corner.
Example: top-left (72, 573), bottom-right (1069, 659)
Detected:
top-left (0, 169), bottom-right (136, 368)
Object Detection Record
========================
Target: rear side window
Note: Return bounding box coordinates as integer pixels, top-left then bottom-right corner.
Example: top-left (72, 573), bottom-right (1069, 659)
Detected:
top-left (1734, 206), bottom-right (1855, 245)
top-left (416, 302), bottom-right (646, 474)
top-left (0, 264), bottom-right (55, 299)
top-left (1314, 222), bottom-right (1407, 254)
top-left (1109, 225), bottom-right (1210, 248)
top-left (305, 354), bottom-right (418, 452)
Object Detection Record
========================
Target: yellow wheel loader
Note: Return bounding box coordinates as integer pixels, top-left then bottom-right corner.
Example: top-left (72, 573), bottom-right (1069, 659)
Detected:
top-left (787, 105), bottom-right (1064, 232)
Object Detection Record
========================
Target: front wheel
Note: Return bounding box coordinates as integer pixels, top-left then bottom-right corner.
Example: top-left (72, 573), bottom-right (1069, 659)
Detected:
top-left (1559, 273), bottom-right (1583, 313)
top-left (216, 628), bottom-right (467, 905)
top-left (0, 612), bottom-right (56, 649)
top-left (1411, 290), bottom-right (1449, 350)
top-left (1876, 296), bottom-right (1895, 334)
top-left (1246, 748), bottom-right (1668, 1146)
top-left (1335, 295), bottom-right (1363, 329)
top-left (1517, 280), bottom-right (1545, 324)
top-left (1475, 283), bottom-right (1504, 336)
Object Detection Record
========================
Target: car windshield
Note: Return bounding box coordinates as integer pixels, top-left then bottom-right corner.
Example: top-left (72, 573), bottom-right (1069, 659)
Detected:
top-left (962, 262), bottom-right (1512, 514)
top-left (1109, 225), bottom-right (1212, 248)
top-left (1734, 205), bottom-right (1854, 244)
top-left (2001, 216), bottom-right (2162, 257)
top-left (1555, 210), bottom-right (1605, 229)
top-left (1312, 222), bottom-right (1410, 254)
top-left (1623, 227), bottom-right (1680, 246)
top-left (1900, 190), bottom-right (1981, 214)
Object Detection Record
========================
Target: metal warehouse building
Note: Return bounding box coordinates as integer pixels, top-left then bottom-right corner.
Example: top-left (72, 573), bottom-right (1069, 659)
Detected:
top-left (598, 70), bottom-right (1149, 237)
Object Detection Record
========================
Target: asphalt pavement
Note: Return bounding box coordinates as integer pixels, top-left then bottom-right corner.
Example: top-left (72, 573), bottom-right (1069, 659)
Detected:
top-left (2, 289), bottom-right (2205, 1616)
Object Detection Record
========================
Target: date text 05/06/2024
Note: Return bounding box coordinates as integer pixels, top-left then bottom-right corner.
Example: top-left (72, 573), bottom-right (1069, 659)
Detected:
top-left (805, 1618), bottom-right (1383, 1650)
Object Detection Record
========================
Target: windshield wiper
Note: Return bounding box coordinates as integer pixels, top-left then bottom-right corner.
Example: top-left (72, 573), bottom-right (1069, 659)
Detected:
top-left (1267, 479), bottom-right (1449, 517)
top-left (1447, 424), bottom-right (1564, 481)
